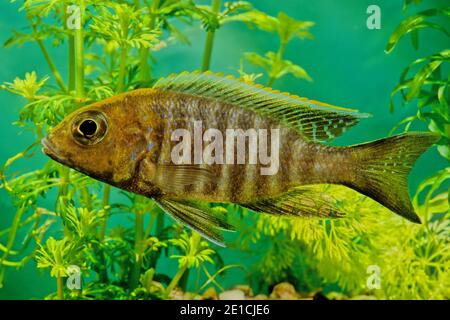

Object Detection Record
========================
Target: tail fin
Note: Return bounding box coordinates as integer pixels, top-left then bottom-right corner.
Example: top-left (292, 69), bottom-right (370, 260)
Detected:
top-left (345, 132), bottom-right (439, 223)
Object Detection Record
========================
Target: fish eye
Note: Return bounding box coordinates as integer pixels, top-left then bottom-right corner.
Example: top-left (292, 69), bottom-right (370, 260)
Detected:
top-left (72, 111), bottom-right (108, 146)
top-left (79, 119), bottom-right (98, 137)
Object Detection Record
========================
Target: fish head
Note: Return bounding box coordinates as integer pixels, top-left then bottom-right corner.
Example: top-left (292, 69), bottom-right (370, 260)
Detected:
top-left (42, 94), bottom-right (149, 185)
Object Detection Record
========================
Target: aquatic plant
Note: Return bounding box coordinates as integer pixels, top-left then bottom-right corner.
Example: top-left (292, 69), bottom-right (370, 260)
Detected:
top-left (234, 9), bottom-right (314, 86)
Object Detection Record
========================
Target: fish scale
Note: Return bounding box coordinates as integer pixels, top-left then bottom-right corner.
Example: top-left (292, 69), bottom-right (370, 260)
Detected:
top-left (151, 91), bottom-right (297, 202)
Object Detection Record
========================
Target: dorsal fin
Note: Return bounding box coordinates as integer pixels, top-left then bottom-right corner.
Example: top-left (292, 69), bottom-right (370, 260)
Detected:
top-left (153, 71), bottom-right (371, 141)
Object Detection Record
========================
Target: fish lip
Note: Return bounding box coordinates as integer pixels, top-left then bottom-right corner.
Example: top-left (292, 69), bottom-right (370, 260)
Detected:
top-left (41, 137), bottom-right (67, 164)
top-left (41, 137), bottom-right (56, 157)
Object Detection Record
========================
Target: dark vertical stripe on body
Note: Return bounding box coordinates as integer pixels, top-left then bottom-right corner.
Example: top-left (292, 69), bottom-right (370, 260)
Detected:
top-left (207, 100), bottom-right (233, 200)
top-left (217, 103), bottom-right (238, 200)
top-left (279, 129), bottom-right (293, 191)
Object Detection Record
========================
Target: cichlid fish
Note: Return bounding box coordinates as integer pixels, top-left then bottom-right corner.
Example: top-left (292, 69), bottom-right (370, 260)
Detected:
top-left (41, 71), bottom-right (439, 246)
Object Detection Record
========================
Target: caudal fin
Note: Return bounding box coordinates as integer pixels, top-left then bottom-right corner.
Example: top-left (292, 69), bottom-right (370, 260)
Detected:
top-left (345, 132), bottom-right (439, 223)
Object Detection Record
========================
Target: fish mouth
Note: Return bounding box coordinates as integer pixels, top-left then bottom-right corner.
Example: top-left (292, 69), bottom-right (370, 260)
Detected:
top-left (41, 137), bottom-right (78, 172)
top-left (41, 137), bottom-right (65, 164)
top-left (41, 137), bottom-right (56, 156)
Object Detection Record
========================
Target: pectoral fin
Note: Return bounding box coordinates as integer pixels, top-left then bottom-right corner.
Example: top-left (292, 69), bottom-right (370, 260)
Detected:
top-left (241, 185), bottom-right (345, 218)
top-left (156, 198), bottom-right (234, 247)
top-left (139, 159), bottom-right (214, 194)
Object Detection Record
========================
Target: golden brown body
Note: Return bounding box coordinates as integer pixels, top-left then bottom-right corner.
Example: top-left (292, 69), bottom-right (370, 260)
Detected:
top-left (116, 89), bottom-right (352, 204)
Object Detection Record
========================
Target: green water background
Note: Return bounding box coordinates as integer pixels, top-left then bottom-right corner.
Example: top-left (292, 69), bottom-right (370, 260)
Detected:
top-left (0, 0), bottom-right (448, 299)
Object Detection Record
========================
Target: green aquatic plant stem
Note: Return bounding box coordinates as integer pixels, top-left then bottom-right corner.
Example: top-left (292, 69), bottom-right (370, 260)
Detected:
top-left (98, 185), bottom-right (111, 282)
top-left (68, 35), bottom-right (75, 91)
top-left (0, 259), bottom-right (25, 267)
top-left (0, 206), bottom-right (25, 288)
top-left (144, 210), bottom-right (157, 240)
top-left (63, 3), bottom-right (75, 91)
top-left (138, 0), bottom-right (161, 82)
top-left (59, 165), bottom-right (70, 198)
top-left (32, 31), bottom-right (67, 92)
top-left (74, 0), bottom-right (85, 97)
top-left (28, 15), bottom-right (66, 91)
top-left (165, 264), bottom-right (187, 298)
top-left (117, 47), bottom-right (128, 93)
top-left (117, 7), bottom-right (131, 94)
top-left (267, 41), bottom-right (288, 87)
top-left (57, 165), bottom-right (70, 237)
top-left (57, 275), bottom-right (64, 300)
top-left (267, 75), bottom-right (275, 87)
top-left (99, 185), bottom-right (111, 240)
top-left (148, 210), bottom-right (165, 269)
top-left (0, 211), bottom-right (43, 239)
top-left (79, 186), bottom-right (92, 210)
top-left (155, 211), bottom-right (165, 238)
top-left (138, 47), bottom-right (150, 82)
top-left (0, 243), bottom-right (18, 255)
top-left (130, 212), bottom-right (145, 290)
top-left (0, 142), bottom-right (38, 192)
top-left (201, 0), bottom-right (221, 71)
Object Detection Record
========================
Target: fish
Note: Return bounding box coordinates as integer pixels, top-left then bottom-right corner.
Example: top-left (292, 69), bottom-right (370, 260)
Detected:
top-left (41, 71), bottom-right (440, 246)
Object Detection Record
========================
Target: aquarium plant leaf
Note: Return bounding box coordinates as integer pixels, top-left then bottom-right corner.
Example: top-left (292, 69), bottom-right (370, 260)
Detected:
top-left (245, 51), bottom-right (313, 83)
top-left (227, 10), bottom-right (314, 42)
top-left (410, 29), bottom-right (419, 50)
top-left (385, 7), bottom-right (450, 54)
top-left (1, 71), bottom-right (48, 101)
top-left (413, 168), bottom-right (450, 217)
top-left (18, 0), bottom-right (72, 18)
top-left (403, 0), bottom-right (423, 13)
top-left (389, 49), bottom-right (449, 111)
top-left (221, 1), bottom-right (253, 17)
top-left (90, 3), bottom-right (161, 50)
top-left (406, 60), bottom-right (445, 101)
top-left (169, 231), bottom-right (216, 270)
top-left (225, 9), bottom-right (278, 32)
top-left (276, 11), bottom-right (315, 43)
top-left (35, 237), bottom-right (82, 278)
top-left (154, 71), bottom-right (370, 141)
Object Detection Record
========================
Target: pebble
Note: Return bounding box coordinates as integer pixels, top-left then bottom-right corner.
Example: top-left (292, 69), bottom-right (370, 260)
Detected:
top-left (219, 289), bottom-right (246, 300)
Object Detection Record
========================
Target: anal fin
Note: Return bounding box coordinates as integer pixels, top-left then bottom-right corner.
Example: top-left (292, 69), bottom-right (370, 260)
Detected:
top-left (241, 185), bottom-right (345, 218)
